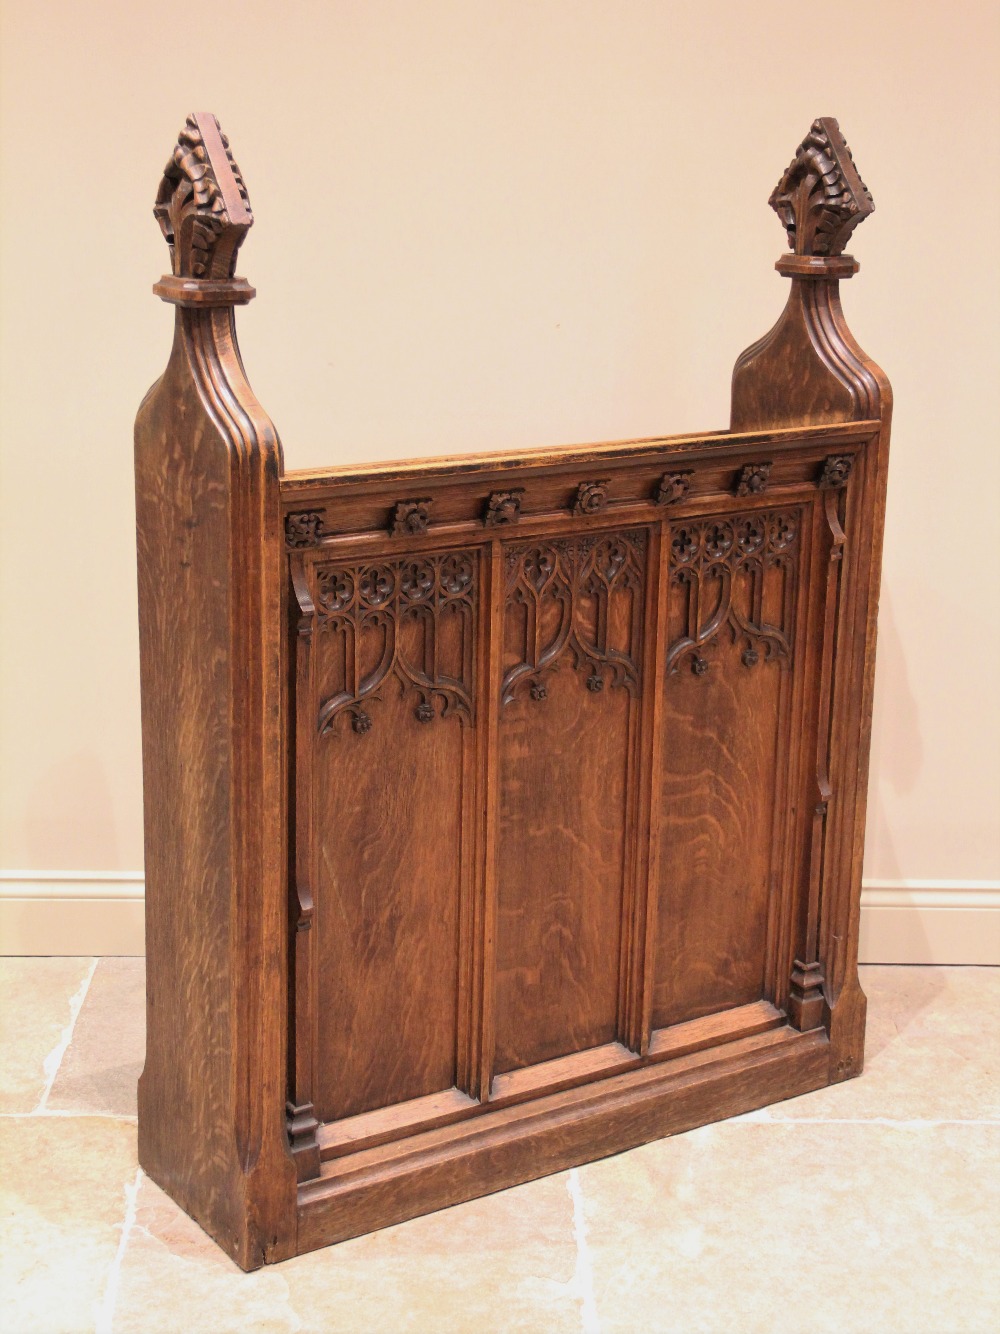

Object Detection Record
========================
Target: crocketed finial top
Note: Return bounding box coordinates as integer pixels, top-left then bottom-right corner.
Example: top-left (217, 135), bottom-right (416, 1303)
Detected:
top-left (769, 117), bottom-right (874, 256)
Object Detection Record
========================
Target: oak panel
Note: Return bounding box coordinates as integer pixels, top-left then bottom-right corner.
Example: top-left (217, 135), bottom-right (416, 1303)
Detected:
top-left (136, 113), bottom-right (890, 1268)
top-left (313, 696), bottom-right (466, 1121)
top-left (303, 549), bottom-right (478, 1123)
top-left (495, 668), bottom-right (629, 1071)
top-left (653, 509), bottom-right (800, 1029)
top-left (494, 532), bottom-right (645, 1073)
top-left (655, 634), bottom-right (783, 1026)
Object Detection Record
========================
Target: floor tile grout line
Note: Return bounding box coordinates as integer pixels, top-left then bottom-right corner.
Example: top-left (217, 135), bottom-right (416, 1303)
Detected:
top-left (567, 1168), bottom-right (601, 1334)
top-left (32, 955), bottom-right (98, 1114)
top-left (94, 1166), bottom-right (142, 1334)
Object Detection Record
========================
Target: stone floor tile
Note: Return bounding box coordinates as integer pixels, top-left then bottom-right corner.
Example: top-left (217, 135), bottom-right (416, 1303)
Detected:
top-left (860, 964), bottom-right (1000, 1045)
top-left (48, 958), bottom-right (145, 1117)
top-left (112, 1169), bottom-right (582, 1333)
top-left (4, 960), bottom-right (998, 1332)
top-left (576, 1120), bottom-right (1000, 1334)
top-left (0, 957), bottom-right (95, 1112)
top-left (770, 965), bottom-right (1000, 1122)
top-left (0, 1116), bottom-right (137, 1334)
top-left (283, 1172), bottom-right (582, 1334)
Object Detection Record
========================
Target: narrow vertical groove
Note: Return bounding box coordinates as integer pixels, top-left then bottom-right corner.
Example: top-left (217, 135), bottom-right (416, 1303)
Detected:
top-left (769, 498), bottom-right (817, 1009)
top-left (457, 544), bottom-right (491, 1099)
top-left (818, 479), bottom-right (855, 997)
top-left (811, 487), bottom-right (849, 962)
top-left (287, 556), bottom-right (320, 1179)
top-left (632, 520), bottom-right (669, 1052)
top-left (478, 538), bottom-right (504, 1099)
top-left (762, 504), bottom-right (807, 1007)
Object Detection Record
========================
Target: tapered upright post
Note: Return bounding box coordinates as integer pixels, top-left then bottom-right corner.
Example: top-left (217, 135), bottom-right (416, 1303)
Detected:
top-left (135, 113), bottom-right (296, 1270)
top-left (732, 118), bottom-right (893, 1081)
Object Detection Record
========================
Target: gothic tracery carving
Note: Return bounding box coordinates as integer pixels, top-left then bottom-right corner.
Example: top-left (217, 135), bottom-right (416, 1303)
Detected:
top-left (666, 510), bottom-right (800, 675)
top-left (312, 550), bottom-right (476, 735)
top-left (502, 531), bottom-right (646, 705)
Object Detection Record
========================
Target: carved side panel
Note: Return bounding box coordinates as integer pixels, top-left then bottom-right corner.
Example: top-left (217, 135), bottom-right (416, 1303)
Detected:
top-left (314, 551), bottom-right (475, 735)
top-left (294, 548), bottom-right (479, 1123)
top-left (495, 531), bottom-right (647, 1073)
top-left (654, 508), bottom-right (802, 1029)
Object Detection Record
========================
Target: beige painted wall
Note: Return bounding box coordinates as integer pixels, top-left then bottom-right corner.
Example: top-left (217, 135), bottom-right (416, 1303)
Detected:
top-left (1, 3), bottom-right (998, 905)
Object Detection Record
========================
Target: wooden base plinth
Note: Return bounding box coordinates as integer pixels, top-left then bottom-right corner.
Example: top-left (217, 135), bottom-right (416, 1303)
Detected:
top-left (297, 1024), bottom-right (830, 1258)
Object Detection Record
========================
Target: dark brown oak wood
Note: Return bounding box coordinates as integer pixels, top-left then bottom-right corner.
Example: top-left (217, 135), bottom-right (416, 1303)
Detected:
top-left (135, 114), bottom-right (296, 1268)
top-left (136, 113), bottom-right (891, 1269)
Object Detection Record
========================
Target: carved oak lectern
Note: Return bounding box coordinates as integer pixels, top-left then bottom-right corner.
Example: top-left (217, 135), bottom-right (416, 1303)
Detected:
top-left (135, 115), bottom-right (891, 1269)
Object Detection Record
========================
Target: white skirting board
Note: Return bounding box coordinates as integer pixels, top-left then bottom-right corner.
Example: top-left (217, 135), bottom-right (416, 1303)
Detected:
top-left (1, 873), bottom-right (998, 964)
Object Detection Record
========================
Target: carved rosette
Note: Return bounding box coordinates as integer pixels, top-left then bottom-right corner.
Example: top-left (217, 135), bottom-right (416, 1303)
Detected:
top-left (154, 113), bottom-right (253, 280)
top-left (666, 510), bottom-right (800, 675)
top-left (502, 531), bottom-right (646, 704)
top-left (483, 489), bottom-right (525, 527)
top-left (312, 550), bottom-right (476, 734)
top-left (769, 117), bottom-right (874, 257)
top-left (573, 480), bottom-right (610, 516)
top-left (735, 462), bottom-right (772, 497)
top-left (818, 455), bottom-right (854, 489)
top-left (285, 511), bottom-right (328, 549)
top-left (655, 472), bottom-right (693, 506)
top-left (390, 499), bottom-right (432, 537)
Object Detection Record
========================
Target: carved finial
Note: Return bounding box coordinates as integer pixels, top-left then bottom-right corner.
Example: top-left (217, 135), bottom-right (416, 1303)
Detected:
top-left (769, 118), bottom-right (874, 256)
top-left (154, 113), bottom-right (253, 280)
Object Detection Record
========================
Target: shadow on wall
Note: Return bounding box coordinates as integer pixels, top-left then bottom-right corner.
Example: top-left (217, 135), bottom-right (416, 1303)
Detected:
top-left (861, 585), bottom-right (941, 989)
top-left (23, 749), bottom-right (123, 870)
top-left (866, 584), bottom-right (922, 880)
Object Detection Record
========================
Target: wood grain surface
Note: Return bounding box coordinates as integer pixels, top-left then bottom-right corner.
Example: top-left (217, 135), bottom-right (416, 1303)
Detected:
top-left (136, 114), bottom-right (892, 1267)
top-left (495, 665), bottom-right (630, 1070)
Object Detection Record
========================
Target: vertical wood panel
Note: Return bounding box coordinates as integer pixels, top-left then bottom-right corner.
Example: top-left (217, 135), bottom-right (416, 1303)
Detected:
top-left (296, 548), bottom-right (479, 1123)
top-left (314, 694), bottom-right (464, 1120)
top-left (474, 539), bottom-right (504, 1098)
top-left (495, 671), bottom-right (630, 1070)
top-left (629, 520), bottom-right (669, 1054)
top-left (655, 635), bottom-right (783, 1026)
top-left (494, 531), bottom-right (646, 1074)
top-left (654, 509), bottom-right (801, 1030)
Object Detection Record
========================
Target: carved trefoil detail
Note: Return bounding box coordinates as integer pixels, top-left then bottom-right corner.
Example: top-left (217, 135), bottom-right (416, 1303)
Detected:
top-left (311, 550), bottom-right (477, 735)
top-left (502, 531), bottom-right (646, 705)
top-left (666, 509), bottom-right (800, 675)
